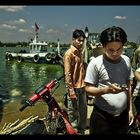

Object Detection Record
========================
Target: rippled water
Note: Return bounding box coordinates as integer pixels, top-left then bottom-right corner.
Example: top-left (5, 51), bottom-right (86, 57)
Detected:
top-left (0, 47), bottom-right (65, 128)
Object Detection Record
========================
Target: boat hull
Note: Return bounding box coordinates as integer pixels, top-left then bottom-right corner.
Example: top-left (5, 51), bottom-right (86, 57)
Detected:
top-left (5, 51), bottom-right (61, 64)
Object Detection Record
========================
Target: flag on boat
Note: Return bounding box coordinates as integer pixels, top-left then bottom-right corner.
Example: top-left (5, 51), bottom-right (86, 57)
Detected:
top-left (35, 22), bottom-right (39, 32)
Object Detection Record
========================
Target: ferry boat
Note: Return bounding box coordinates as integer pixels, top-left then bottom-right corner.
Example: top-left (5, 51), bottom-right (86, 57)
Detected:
top-left (5, 33), bottom-right (61, 64)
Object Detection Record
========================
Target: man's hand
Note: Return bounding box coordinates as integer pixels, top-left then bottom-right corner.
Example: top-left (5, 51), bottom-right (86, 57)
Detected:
top-left (108, 83), bottom-right (128, 93)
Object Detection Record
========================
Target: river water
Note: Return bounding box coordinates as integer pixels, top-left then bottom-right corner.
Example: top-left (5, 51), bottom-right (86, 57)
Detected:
top-left (0, 47), bottom-right (66, 129)
top-left (0, 46), bottom-right (135, 134)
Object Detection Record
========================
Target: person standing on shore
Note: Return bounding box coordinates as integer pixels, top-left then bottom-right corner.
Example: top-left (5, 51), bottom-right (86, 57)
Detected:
top-left (132, 67), bottom-right (140, 123)
top-left (84, 26), bottom-right (134, 134)
top-left (63, 29), bottom-right (87, 135)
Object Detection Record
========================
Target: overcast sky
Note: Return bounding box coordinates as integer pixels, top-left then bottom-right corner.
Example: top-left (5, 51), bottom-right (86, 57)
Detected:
top-left (0, 5), bottom-right (140, 44)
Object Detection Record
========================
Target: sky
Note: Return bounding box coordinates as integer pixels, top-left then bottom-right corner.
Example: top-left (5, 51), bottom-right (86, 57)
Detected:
top-left (0, 5), bottom-right (140, 44)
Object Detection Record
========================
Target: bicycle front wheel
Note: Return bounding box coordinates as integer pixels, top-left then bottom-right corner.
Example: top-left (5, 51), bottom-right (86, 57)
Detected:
top-left (45, 112), bottom-right (66, 135)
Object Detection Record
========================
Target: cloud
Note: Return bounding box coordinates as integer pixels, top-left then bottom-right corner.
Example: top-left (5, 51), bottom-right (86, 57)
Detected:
top-left (0, 6), bottom-right (26, 12)
top-left (9, 19), bottom-right (26, 25)
top-left (64, 24), bottom-right (68, 27)
top-left (114, 16), bottom-right (127, 20)
top-left (18, 29), bottom-right (32, 33)
top-left (46, 28), bottom-right (58, 33)
top-left (0, 24), bottom-right (16, 30)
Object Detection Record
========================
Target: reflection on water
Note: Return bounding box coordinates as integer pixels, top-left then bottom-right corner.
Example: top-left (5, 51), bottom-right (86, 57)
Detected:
top-left (0, 59), bottom-right (65, 127)
top-left (5, 61), bottom-right (64, 100)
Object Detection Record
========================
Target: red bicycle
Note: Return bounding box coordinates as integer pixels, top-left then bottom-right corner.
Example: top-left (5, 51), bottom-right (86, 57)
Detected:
top-left (19, 75), bottom-right (78, 135)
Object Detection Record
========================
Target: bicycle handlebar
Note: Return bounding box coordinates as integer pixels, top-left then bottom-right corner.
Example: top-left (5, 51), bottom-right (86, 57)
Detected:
top-left (19, 101), bottom-right (30, 111)
top-left (57, 75), bottom-right (64, 81)
top-left (19, 75), bottom-right (64, 112)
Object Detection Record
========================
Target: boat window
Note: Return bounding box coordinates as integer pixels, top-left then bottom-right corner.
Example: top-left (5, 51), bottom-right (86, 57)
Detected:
top-left (41, 46), bottom-right (47, 51)
top-left (35, 45), bottom-right (38, 50)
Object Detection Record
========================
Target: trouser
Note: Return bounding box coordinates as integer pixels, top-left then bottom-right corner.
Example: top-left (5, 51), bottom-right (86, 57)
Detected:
top-left (90, 105), bottom-right (128, 135)
top-left (67, 87), bottom-right (87, 132)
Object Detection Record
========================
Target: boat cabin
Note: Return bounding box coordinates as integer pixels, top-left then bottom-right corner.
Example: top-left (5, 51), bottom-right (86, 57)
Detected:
top-left (29, 41), bottom-right (48, 53)
top-left (28, 34), bottom-right (48, 53)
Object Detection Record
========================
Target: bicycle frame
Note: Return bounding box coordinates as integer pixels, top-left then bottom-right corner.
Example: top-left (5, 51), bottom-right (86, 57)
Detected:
top-left (19, 75), bottom-right (78, 135)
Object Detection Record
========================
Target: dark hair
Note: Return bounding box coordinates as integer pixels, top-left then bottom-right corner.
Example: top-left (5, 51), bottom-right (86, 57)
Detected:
top-left (72, 29), bottom-right (86, 39)
top-left (100, 26), bottom-right (127, 46)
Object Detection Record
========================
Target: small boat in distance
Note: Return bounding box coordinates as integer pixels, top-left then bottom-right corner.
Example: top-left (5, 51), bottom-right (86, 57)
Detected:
top-left (5, 33), bottom-right (61, 64)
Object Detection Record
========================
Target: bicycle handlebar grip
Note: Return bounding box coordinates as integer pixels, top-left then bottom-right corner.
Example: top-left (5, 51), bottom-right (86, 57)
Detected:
top-left (57, 75), bottom-right (64, 81)
top-left (19, 102), bottom-right (29, 112)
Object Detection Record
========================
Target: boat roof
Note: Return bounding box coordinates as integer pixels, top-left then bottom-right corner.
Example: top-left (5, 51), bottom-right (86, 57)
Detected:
top-left (29, 33), bottom-right (48, 46)
top-left (29, 42), bottom-right (48, 46)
